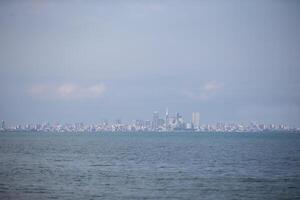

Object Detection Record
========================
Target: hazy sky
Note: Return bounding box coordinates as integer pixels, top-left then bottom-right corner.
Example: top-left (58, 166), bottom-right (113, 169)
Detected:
top-left (1, 0), bottom-right (300, 126)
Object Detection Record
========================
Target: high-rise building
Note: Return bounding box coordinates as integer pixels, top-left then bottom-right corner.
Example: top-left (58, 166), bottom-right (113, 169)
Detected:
top-left (145, 120), bottom-right (151, 129)
top-left (192, 112), bottom-right (200, 129)
top-left (175, 112), bottom-right (184, 130)
top-left (176, 113), bottom-right (183, 124)
top-left (1, 120), bottom-right (5, 130)
top-left (152, 111), bottom-right (159, 130)
top-left (165, 108), bottom-right (169, 131)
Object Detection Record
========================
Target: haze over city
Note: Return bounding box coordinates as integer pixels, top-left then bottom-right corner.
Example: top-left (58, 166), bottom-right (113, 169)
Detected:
top-left (1, 1), bottom-right (300, 200)
top-left (1, 0), bottom-right (300, 126)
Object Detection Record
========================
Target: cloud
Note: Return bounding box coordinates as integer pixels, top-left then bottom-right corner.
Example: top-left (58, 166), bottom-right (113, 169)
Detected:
top-left (203, 81), bottom-right (223, 93)
top-left (28, 83), bottom-right (106, 99)
top-left (185, 81), bottom-right (224, 101)
top-left (57, 84), bottom-right (77, 97)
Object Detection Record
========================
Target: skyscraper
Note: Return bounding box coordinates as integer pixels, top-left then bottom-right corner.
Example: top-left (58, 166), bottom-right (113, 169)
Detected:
top-left (165, 108), bottom-right (169, 131)
top-left (192, 112), bottom-right (200, 129)
top-left (152, 111), bottom-right (159, 130)
top-left (1, 120), bottom-right (5, 130)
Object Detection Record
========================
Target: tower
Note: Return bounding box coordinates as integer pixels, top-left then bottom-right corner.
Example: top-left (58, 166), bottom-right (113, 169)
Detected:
top-left (165, 108), bottom-right (169, 131)
top-left (152, 111), bottom-right (159, 131)
top-left (192, 112), bottom-right (200, 129)
top-left (1, 120), bottom-right (5, 130)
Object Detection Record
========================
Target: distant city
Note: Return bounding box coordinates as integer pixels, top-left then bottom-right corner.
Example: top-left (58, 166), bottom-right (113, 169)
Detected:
top-left (1, 110), bottom-right (299, 133)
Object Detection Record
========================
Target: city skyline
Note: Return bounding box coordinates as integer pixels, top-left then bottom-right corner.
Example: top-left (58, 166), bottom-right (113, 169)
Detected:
top-left (1, 109), bottom-right (299, 132)
top-left (1, 1), bottom-right (300, 126)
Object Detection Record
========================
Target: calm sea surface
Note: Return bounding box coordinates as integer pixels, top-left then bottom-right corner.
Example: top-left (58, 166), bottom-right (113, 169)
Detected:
top-left (0, 132), bottom-right (300, 200)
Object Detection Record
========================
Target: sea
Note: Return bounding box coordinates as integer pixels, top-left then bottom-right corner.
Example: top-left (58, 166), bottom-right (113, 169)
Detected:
top-left (0, 132), bottom-right (300, 200)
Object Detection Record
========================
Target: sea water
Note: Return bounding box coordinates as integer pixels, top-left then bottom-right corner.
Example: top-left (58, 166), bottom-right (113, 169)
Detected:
top-left (0, 132), bottom-right (300, 199)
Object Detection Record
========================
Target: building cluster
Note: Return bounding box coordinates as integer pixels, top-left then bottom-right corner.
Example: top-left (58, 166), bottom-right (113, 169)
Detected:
top-left (0, 111), bottom-right (299, 133)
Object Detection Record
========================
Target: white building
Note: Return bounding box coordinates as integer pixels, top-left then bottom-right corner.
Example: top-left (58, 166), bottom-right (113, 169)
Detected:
top-left (192, 112), bottom-right (200, 129)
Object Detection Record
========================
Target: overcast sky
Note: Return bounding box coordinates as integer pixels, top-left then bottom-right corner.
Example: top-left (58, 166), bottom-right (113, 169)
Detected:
top-left (0, 0), bottom-right (300, 126)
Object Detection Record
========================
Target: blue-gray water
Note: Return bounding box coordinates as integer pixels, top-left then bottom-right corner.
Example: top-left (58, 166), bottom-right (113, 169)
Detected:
top-left (0, 132), bottom-right (300, 200)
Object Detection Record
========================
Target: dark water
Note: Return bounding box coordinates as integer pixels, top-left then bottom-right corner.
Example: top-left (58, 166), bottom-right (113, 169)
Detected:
top-left (0, 132), bottom-right (300, 200)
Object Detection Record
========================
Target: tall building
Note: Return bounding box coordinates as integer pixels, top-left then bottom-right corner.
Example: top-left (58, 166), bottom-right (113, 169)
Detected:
top-left (175, 112), bottom-right (184, 130)
top-left (1, 120), bottom-right (5, 130)
top-left (176, 113), bottom-right (183, 124)
top-left (165, 108), bottom-right (169, 131)
top-left (152, 111), bottom-right (159, 130)
top-left (145, 120), bottom-right (151, 129)
top-left (192, 112), bottom-right (200, 129)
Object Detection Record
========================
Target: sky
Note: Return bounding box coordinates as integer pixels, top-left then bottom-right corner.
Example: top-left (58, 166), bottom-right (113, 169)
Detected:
top-left (0, 0), bottom-right (300, 126)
